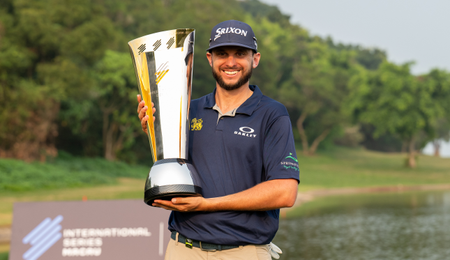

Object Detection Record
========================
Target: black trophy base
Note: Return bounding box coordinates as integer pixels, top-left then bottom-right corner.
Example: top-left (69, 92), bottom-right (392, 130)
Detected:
top-left (144, 184), bottom-right (203, 206)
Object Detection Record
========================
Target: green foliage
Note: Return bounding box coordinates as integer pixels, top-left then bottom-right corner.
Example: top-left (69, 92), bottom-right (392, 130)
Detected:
top-left (0, 0), bottom-right (449, 163)
top-left (276, 32), bottom-right (364, 153)
top-left (348, 61), bottom-right (450, 166)
top-left (0, 252), bottom-right (8, 260)
top-left (326, 38), bottom-right (387, 70)
top-left (352, 62), bottom-right (441, 141)
top-left (0, 152), bottom-right (148, 192)
top-left (420, 69), bottom-right (450, 142)
top-left (239, 0), bottom-right (292, 27)
top-left (0, 0), bottom-right (115, 160)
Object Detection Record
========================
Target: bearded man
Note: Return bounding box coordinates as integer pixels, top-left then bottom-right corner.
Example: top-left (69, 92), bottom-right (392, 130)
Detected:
top-left (138, 20), bottom-right (300, 260)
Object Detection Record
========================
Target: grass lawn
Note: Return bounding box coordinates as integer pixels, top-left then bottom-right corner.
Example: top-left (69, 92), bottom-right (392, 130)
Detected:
top-left (0, 251), bottom-right (8, 260)
top-left (0, 147), bottom-right (449, 253)
top-left (297, 147), bottom-right (450, 192)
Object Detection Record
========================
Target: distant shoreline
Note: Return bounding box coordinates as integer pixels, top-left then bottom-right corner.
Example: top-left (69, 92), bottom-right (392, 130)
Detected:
top-left (281, 183), bottom-right (450, 216)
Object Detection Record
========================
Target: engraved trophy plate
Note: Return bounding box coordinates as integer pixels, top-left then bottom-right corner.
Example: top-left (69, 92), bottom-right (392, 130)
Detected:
top-left (128, 29), bottom-right (202, 206)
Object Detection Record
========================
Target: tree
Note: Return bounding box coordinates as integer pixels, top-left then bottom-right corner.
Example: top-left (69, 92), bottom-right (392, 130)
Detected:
top-left (419, 69), bottom-right (450, 157)
top-left (278, 37), bottom-right (361, 155)
top-left (0, 0), bottom-right (117, 161)
top-left (93, 50), bottom-right (141, 161)
top-left (350, 62), bottom-right (444, 167)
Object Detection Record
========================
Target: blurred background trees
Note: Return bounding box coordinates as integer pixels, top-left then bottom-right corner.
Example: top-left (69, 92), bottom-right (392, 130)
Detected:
top-left (1, 0), bottom-right (449, 168)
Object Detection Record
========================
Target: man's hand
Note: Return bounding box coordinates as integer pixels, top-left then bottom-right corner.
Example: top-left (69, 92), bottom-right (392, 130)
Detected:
top-left (137, 94), bottom-right (155, 134)
top-left (152, 179), bottom-right (298, 212)
top-left (152, 196), bottom-right (208, 212)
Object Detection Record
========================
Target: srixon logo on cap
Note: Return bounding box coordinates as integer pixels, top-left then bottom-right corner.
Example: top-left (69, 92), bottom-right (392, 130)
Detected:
top-left (214, 27), bottom-right (248, 41)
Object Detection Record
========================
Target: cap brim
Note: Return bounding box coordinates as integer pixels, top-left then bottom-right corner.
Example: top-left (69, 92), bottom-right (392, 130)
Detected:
top-left (207, 42), bottom-right (257, 52)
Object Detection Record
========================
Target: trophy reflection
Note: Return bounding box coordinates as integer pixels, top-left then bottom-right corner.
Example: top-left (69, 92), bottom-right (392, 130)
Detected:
top-left (128, 29), bottom-right (202, 206)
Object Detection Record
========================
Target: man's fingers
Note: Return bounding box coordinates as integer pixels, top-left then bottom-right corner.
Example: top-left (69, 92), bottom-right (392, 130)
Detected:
top-left (137, 95), bottom-right (144, 113)
top-left (136, 94), bottom-right (151, 134)
top-left (152, 198), bottom-right (197, 212)
top-left (141, 115), bottom-right (148, 132)
top-left (139, 105), bottom-right (148, 120)
top-left (138, 101), bottom-right (148, 133)
top-left (137, 97), bottom-right (156, 134)
top-left (137, 99), bottom-right (145, 114)
top-left (152, 200), bottom-right (177, 211)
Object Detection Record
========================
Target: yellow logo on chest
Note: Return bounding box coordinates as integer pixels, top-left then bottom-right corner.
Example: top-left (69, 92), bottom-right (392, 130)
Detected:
top-left (191, 118), bottom-right (203, 131)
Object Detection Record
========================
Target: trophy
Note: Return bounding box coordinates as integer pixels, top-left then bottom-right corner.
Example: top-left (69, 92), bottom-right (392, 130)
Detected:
top-left (128, 29), bottom-right (202, 206)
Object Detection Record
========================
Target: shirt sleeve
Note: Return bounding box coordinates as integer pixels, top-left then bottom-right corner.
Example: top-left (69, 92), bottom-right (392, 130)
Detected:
top-left (263, 115), bottom-right (300, 182)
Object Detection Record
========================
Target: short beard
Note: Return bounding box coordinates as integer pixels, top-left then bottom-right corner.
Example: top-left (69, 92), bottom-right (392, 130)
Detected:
top-left (212, 62), bottom-right (253, 91)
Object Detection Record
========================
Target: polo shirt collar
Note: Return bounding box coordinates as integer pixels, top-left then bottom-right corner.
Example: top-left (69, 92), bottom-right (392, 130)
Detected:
top-left (204, 90), bottom-right (216, 108)
top-left (203, 85), bottom-right (263, 116)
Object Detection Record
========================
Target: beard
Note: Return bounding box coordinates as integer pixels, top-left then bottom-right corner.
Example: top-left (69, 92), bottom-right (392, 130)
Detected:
top-left (212, 62), bottom-right (253, 91)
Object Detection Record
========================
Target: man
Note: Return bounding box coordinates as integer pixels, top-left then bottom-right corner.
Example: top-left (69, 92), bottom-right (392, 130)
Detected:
top-left (137, 20), bottom-right (299, 260)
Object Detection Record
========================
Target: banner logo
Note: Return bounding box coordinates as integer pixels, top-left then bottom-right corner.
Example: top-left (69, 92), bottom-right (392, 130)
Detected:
top-left (22, 215), bottom-right (63, 260)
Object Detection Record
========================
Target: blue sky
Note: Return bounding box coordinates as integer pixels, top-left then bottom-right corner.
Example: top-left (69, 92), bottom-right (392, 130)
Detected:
top-left (260, 0), bottom-right (450, 75)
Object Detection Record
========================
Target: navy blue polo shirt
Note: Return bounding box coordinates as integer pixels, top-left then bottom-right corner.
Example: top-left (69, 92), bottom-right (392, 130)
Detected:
top-left (168, 85), bottom-right (299, 245)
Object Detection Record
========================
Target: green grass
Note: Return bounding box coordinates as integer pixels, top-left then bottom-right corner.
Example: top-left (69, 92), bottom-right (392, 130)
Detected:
top-left (297, 147), bottom-right (450, 191)
top-left (0, 252), bottom-right (8, 260)
top-left (0, 151), bottom-right (149, 191)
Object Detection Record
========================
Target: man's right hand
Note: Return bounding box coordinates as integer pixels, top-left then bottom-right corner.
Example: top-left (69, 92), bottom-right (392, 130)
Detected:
top-left (137, 94), bottom-right (155, 134)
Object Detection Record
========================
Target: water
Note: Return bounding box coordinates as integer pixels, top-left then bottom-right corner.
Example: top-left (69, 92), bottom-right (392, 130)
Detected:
top-left (273, 191), bottom-right (450, 260)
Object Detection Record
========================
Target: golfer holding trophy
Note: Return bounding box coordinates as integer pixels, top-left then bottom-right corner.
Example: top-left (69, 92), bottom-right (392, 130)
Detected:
top-left (134, 20), bottom-right (299, 259)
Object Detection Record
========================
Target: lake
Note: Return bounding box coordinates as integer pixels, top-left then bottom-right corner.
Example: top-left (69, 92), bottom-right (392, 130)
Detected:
top-left (273, 190), bottom-right (450, 260)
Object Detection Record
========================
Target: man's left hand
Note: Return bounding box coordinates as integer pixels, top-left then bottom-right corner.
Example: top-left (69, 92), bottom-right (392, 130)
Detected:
top-left (152, 196), bottom-right (207, 212)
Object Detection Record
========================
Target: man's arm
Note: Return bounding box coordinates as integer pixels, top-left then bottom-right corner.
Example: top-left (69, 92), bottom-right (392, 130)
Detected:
top-left (152, 178), bottom-right (298, 212)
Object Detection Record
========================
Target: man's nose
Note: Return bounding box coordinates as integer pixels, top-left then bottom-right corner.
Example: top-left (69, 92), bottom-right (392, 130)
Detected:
top-left (225, 55), bottom-right (237, 66)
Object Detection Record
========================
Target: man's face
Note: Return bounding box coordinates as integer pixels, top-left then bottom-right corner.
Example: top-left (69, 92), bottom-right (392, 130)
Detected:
top-left (206, 46), bottom-right (260, 91)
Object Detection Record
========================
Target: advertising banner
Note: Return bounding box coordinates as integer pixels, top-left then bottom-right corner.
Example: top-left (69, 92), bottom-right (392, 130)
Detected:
top-left (9, 200), bottom-right (171, 260)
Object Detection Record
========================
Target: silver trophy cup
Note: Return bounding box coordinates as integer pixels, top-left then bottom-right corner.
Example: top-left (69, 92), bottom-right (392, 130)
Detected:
top-left (128, 29), bottom-right (202, 206)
